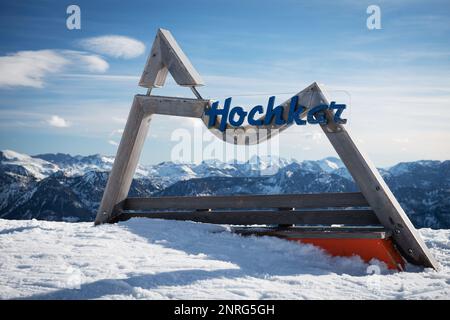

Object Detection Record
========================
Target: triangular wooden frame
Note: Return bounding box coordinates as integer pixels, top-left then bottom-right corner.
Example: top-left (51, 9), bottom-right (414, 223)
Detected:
top-left (139, 28), bottom-right (204, 88)
top-left (95, 29), bottom-right (438, 270)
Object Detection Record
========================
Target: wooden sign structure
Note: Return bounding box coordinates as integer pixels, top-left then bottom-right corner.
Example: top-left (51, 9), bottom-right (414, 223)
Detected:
top-left (95, 28), bottom-right (438, 270)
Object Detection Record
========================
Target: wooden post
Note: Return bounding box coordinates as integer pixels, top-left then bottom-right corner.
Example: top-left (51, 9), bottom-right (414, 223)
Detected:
top-left (312, 83), bottom-right (438, 269)
top-left (95, 97), bottom-right (151, 225)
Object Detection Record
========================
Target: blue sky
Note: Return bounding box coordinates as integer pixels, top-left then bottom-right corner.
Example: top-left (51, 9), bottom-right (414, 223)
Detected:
top-left (0, 0), bottom-right (449, 166)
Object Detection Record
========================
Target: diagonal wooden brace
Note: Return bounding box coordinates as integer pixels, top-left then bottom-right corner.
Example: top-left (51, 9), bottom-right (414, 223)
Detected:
top-left (95, 95), bottom-right (209, 225)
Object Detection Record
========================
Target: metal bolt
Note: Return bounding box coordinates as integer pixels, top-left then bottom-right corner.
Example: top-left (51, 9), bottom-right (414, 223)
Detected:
top-left (408, 248), bottom-right (414, 255)
top-left (375, 186), bottom-right (380, 191)
top-left (395, 228), bottom-right (401, 234)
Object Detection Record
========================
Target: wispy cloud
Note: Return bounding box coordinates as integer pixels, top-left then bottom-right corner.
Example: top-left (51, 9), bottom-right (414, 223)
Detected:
top-left (78, 35), bottom-right (146, 59)
top-left (47, 115), bottom-right (70, 128)
top-left (0, 50), bottom-right (109, 88)
top-left (391, 14), bottom-right (450, 31)
top-left (112, 116), bottom-right (127, 124)
top-left (58, 74), bottom-right (139, 82)
top-left (66, 51), bottom-right (109, 73)
top-left (393, 138), bottom-right (409, 144)
top-left (0, 50), bottom-right (68, 88)
top-left (108, 140), bottom-right (119, 146)
top-left (109, 128), bottom-right (124, 137)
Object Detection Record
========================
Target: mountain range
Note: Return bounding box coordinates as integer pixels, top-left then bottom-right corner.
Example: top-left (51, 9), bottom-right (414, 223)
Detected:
top-left (1, 149), bottom-right (449, 229)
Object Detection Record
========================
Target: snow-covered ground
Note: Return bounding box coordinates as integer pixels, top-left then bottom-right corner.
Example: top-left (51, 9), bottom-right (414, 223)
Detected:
top-left (0, 218), bottom-right (449, 300)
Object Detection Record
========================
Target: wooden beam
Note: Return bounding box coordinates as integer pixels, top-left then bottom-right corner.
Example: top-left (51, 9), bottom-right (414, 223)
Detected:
top-left (139, 28), bottom-right (204, 88)
top-left (136, 95), bottom-right (209, 118)
top-left (114, 209), bottom-right (380, 226)
top-left (312, 83), bottom-right (439, 269)
top-left (138, 30), bottom-right (167, 88)
top-left (123, 192), bottom-right (369, 211)
top-left (232, 226), bottom-right (390, 239)
top-left (95, 97), bottom-right (152, 225)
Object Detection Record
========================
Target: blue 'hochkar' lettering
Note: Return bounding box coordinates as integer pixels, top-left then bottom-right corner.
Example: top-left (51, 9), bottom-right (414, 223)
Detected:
top-left (205, 96), bottom-right (346, 132)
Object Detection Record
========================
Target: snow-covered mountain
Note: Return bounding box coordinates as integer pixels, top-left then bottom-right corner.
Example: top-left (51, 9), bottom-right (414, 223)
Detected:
top-left (0, 149), bottom-right (449, 228)
top-left (32, 152), bottom-right (151, 178)
top-left (0, 150), bottom-right (59, 180)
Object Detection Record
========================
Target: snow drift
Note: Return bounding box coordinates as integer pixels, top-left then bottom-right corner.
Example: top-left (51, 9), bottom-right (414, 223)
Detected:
top-left (0, 218), bottom-right (449, 299)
